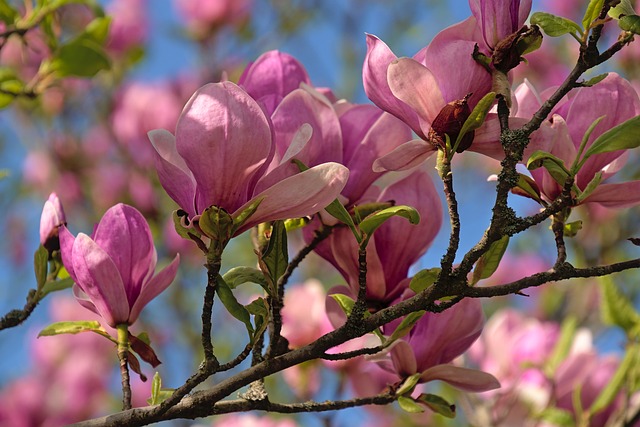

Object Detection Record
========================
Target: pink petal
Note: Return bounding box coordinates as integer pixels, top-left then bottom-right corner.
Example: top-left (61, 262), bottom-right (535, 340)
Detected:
top-left (232, 162), bottom-right (349, 235)
top-left (581, 181), bottom-right (640, 208)
top-left (72, 233), bottom-right (129, 327)
top-left (129, 254), bottom-right (180, 324)
top-left (176, 82), bottom-right (273, 213)
top-left (387, 57), bottom-right (445, 136)
top-left (59, 226), bottom-right (78, 283)
top-left (390, 340), bottom-right (418, 377)
top-left (148, 129), bottom-right (197, 216)
top-left (92, 204), bottom-right (155, 307)
top-left (420, 364), bottom-right (501, 392)
top-left (363, 34), bottom-right (422, 134)
top-left (372, 139), bottom-right (436, 172)
top-left (72, 284), bottom-right (101, 317)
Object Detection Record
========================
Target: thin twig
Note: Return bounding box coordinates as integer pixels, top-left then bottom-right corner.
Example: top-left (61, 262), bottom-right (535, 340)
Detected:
top-left (0, 289), bottom-right (39, 331)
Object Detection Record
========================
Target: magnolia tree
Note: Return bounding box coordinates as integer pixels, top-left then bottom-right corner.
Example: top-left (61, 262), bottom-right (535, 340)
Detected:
top-left (3, 0), bottom-right (640, 426)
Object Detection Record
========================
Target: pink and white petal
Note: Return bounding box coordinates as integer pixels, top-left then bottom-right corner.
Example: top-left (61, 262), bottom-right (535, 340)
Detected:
top-left (387, 58), bottom-right (444, 128)
top-left (129, 254), bottom-right (180, 324)
top-left (72, 233), bottom-right (129, 327)
top-left (420, 364), bottom-right (501, 392)
top-left (176, 82), bottom-right (273, 213)
top-left (59, 226), bottom-right (78, 283)
top-left (581, 181), bottom-right (640, 208)
top-left (92, 204), bottom-right (155, 306)
top-left (232, 162), bottom-right (349, 235)
top-left (372, 139), bottom-right (436, 172)
top-left (72, 283), bottom-right (101, 317)
top-left (148, 129), bottom-right (197, 216)
top-left (390, 340), bottom-right (418, 377)
top-left (363, 34), bottom-right (422, 135)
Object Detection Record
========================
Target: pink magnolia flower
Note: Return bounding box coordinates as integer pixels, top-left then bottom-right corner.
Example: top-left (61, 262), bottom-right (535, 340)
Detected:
top-left (281, 280), bottom-right (333, 349)
top-left (39, 193), bottom-right (66, 252)
top-left (469, 0), bottom-right (532, 52)
top-left (212, 414), bottom-right (298, 427)
top-left (378, 297), bottom-right (499, 392)
top-left (106, 0), bottom-right (148, 53)
top-left (175, 0), bottom-right (251, 33)
top-left (516, 73), bottom-right (640, 207)
top-left (149, 81), bottom-right (349, 236)
top-left (59, 204), bottom-right (180, 327)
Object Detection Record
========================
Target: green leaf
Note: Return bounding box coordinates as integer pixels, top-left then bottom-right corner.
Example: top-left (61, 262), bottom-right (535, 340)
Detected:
top-left (222, 266), bottom-right (270, 293)
top-left (330, 293), bottom-right (356, 317)
top-left (38, 320), bottom-right (114, 342)
top-left (150, 372), bottom-right (162, 405)
top-left (409, 268), bottom-right (441, 293)
top-left (600, 276), bottom-right (640, 336)
top-left (385, 311), bottom-right (425, 345)
top-left (172, 210), bottom-right (195, 240)
top-left (576, 172), bottom-right (603, 204)
top-left (471, 235), bottom-right (509, 285)
top-left (589, 343), bottom-right (639, 415)
top-left (359, 205), bottom-right (420, 243)
top-left (397, 396), bottom-right (425, 413)
top-left (325, 198), bottom-right (361, 242)
top-left (535, 408), bottom-right (575, 426)
top-left (526, 150), bottom-right (572, 187)
top-left (39, 277), bottom-right (74, 298)
top-left (530, 12), bottom-right (583, 37)
top-left (283, 217), bottom-right (309, 232)
top-left (620, 14), bottom-right (640, 34)
top-left (563, 220), bottom-right (583, 237)
top-left (231, 197), bottom-right (263, 234)
top-left (246, 297), bottom-right (270, 342)
top-left (50, 37), bottom-right (110, 77)
top-left (511, 173), bottom-right (543, 203)
top-left (609, 0), bottom-right (636, 19)
top-left (573, 115), bottom-right (606, 172)
top-left (396, 373), bottom-right (421, 396)
top-left (353, 202), bottom-right (394, 224)
top-left (215, 275), bottom-right (254, 337)
top-left (544, 316), bottom-right (578, 376)
top-left (83, 16), bottom-right (111, 44)
top-left (582, 73), bottom-right (608, 87)
top-left (583, 0), bottom-right (605, 30)
top-left (0, 1), bottom-right (18, 24)
top-left (451, 92), bottom-right (496, 155)
top-left (416, 393), bottom-right (456, 418)
top-left (199, 205), bottom-right (234, 242)
top-left (258, 220), bottom-right (288, 295)
top-left (34, 245), bottom-right (48, 292)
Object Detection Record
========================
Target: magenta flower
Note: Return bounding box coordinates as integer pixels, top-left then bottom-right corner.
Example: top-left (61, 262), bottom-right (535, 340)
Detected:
top-left (149, 82), bottom-right (349, 236)
top-left (469, 0), bottom-right (532, 51)
top-left (380, 298), bottom-right (499, 392)
top-left (59, 204), bottom-right (180, 327)
top-left (39, 193), bottom-right (66, 252)
top-left (516, 73), bottom-right (640, 207)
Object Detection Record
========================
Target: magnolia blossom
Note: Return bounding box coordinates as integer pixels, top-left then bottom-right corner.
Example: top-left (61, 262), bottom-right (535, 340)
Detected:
top-left (377, 297), bottom-right (499, 392)
top-left (515, 73), bottom-right (640, 207)
top-left (39, 193), bottom-right (66, 252)
top-left (149, 81), bottom-right (349, 236)
top-left (106, 0), bottom-right (148, 53)
top-left (175, 0), bottom-right (251, 33)
top-left (59, 204), bottom-right (180, 327)
top-left (469, 0), bottom-right (533, 52)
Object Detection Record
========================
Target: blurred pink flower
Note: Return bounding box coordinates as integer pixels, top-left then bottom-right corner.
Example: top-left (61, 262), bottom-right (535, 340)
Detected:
top-left (211, 414), bottom-right (298, 427)
top-left (106, 0), bottom-right (148, 53)
top-left (39, 192), bottom-right (66, 251)
top-left (175, 0), bottom-right (251, 34)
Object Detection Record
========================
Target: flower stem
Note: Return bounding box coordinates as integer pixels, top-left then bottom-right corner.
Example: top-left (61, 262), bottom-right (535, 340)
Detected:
top-left (116, 324), bottom-right (132, 411)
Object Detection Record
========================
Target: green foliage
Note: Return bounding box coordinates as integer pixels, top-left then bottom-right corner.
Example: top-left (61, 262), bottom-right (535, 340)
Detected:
top-left (589, 343), bottom-right (640, 415)
top-left (535, 408), bottom-right (575, 426)
top-left (530, 12), bottom-right (583, 38)
top-left (0, 68), bottom-right (23, 109)
top-left (582, 0), bottom-right (605, 30)
top-left (563, 220), bottom-right (583, 237)
top-left (0, 1), bottom-right (18, 24)
top-left (325, 197), bottom-right (361, 242)
top-left (215, 275), bottom-right (254, 338)
top-left (33, 245), bottom-right (48, 291)
top-left (232, 197), bottom-right (263, 234)
top-left (512, 173), bottom-right (544, 203)
top-left (222, 266), bottom-right (270, 295)
top-left (384, 310), bottom-right (425, 346)
top-left (396, 373), bottom-right (421, 396)
top-left (330, 293), bottom-right (355, 317)
top-left (147, 372), bottom-right (174, 405)
top-left (416, 393), bottom-right (456, 418)
top-left (544, 316), bottom-right (578, 376)
top-left (600, 277), bottom-right (640, 337)
top-left (527, 150), bottom-right (572, 187)
top-left (245, 297), bottom-right (270, 343)
top-left (451, 92), bottom-right (496, 157)
top-left (37, 320), bottom-right (115, 343)
top-left (471, 235), bottom-right (509, 285)
top-left (359, 205), bottom-right (420, 246)
top-left (582, 73), bottom-right (608, 87)
top-left (39, 277), bottom-right (74, 298)
top-left (409, 268), bottom-right (441, 293)
top-left (609, 0), bottom-right (636, 19)
top-left (397, 396), bottom-right (425, 413)
top-left (619, 14), bottom-right (640, 34)
top-left (257, 220), bottom-right (288, 296)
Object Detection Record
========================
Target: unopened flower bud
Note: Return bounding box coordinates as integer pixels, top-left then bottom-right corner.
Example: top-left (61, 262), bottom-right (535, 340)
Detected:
top-left (492, 25), bottom-right (543, 73)
top-left (39, 193), bottom-right (66, 253)
top-left (428, 93), bottom-right (473, 153)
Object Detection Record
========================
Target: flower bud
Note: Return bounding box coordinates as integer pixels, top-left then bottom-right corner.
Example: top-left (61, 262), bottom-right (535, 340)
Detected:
top-left (39, 193), bottom-right (66, 253)
top-left (428, 93), bottom-right (473, 153)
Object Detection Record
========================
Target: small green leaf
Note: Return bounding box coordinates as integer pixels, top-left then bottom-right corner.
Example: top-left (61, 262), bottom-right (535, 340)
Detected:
top-left (511, 173), bottom-right (543, 203)
top-left (83, 16), bottom-right (111, 44)
top-left (38, 320), bottom-right (114, 342)
top-left (39, 277), bottom-right (74, 298)
top-left (246, 297), bottom-right (270, 342)
top-left (583, 0), bottom-right (605, 30)
top-left (563, 220), bottom-right (583, 237)
top-left (600, 276), bottom-right (640, 336)
top-left (34, 245), bottom-right (48, 292)
top-left (283, 217), bottom-right (309, 232)
top-left (544, 316), bottom-right (578, 376)
top-left (416, 393), bottom-right (456, 418)
top-left (397, 396), bottom-right (425, 413)
top-left (452, 92), bottom-right (496, 155)
top-left (199, 205), bottom-right (234, 242)
top-left (385, 311), bottom-right (425, 345)
top-left (471, 235), bottom-right (509, 285)
top-left (0, 1), bottom-right (18, 24)
top-left (353, 202), bottom-right (395, 223)
top-left (535, 408), bottom-right (575, 426)
top-left (330, 293), bottom-right (356, 317)
top-left (530, 12), bottom-right (583, 37)
top-left (359, 205), bottom-right (420, 243)
top-left (576, 172), bottom-right (603, 204)
top-left (51, 38), bottom-right (110, 77)
top-left (619, 14), bottom-right (640, 34)
top-left (409, 268), bottom-right (441, 293)
top-left (149, 372), bottom-right (162, 405)
top-left (257, 220), bottom-right (288, 295)
top-left (215, 276), bottom-right (253, 337)
top-left (589, 343), bottom-right (639, 414)
top-left (609, 0), bottom-right (636, 19)
top-left (231, 197), bottom-right (263, 234)
top-left (223, 267), bottom-right (270, 293)
top-left (396, 373), bottom-right (421, 396)
top-left (325, 198), bottom-right (361, 242)
top-left (526, 150), bottom-right (572, 187)
top-left (581, 73), bottom-right (608, 87)
top-left (573, 115), bottom-right (606, 172)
